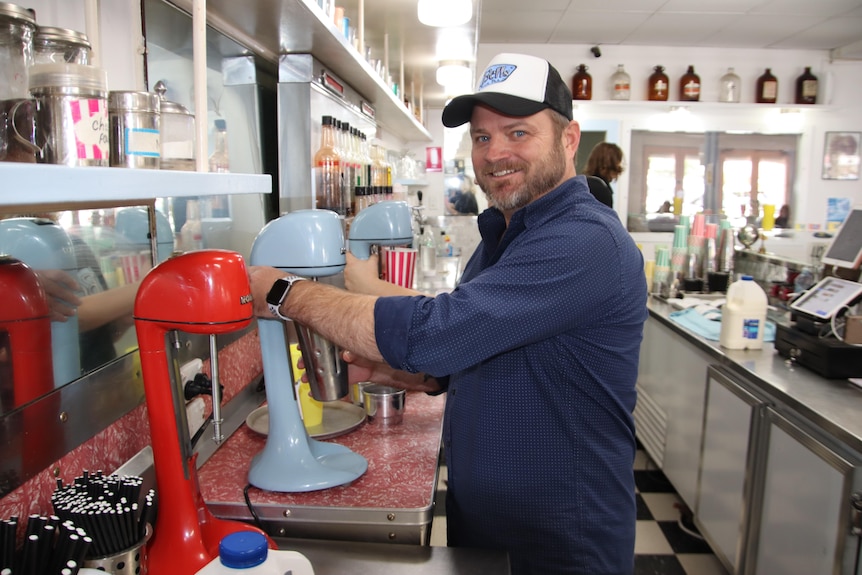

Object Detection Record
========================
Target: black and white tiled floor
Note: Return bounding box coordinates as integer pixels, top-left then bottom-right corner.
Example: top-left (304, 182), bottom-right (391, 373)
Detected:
top-left (430, 446), bottom-right (728, 575)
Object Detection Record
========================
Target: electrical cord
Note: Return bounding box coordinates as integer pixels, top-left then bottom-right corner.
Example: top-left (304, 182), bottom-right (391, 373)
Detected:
top-left (243, 483), bottom-right (265, 530)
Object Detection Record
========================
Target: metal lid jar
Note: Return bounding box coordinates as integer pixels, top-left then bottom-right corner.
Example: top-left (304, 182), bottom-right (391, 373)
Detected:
top-left (0, 2), bottom-right (36, 100)
top-left (108, 90), bottom-right (160, 169)
top-left (154, 80), bottom-right (195, 171)
top-left (29, 63), bottom-right (109, 166)
top-left (33, 26), bottom-right (91, 65)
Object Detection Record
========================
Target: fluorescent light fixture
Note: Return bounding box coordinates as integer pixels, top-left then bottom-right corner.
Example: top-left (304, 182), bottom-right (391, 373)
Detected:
top-left (436, 60), bottom-right (471, 89)
top-left (418, 0), bottom-right (472, 27)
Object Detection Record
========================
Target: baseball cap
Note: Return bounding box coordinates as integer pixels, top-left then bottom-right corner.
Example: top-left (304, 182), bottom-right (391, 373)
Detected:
top-left (442, 53), bottom-right (573, 128)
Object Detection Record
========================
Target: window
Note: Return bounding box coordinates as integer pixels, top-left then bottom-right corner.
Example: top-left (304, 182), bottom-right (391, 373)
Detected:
top-left (628, 131), bottom-right (799, 232)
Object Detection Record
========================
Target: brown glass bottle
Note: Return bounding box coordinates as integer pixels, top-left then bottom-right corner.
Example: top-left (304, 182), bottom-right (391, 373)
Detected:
top-left (648, 65), bottom-right (669, 101)
top-left (756, 68), bottom-right (778, 104)
top-left (572, 64), bottom-right (592, 100)
top-left (795, 66), bottom-right (818, 104)
top-left (679, 65), bottom-right (701, 101)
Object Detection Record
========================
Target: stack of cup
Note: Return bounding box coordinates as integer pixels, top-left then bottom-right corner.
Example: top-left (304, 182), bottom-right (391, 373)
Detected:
top-left (671, 225), bottom-right (688, 278)
top-left (653, 246), bottom-right (671, 294)
top-left (385, 247), bottom-right (417, 289)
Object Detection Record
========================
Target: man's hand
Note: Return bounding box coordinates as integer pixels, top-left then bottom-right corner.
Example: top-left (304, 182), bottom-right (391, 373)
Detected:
top-left (342, 350), bottom-right (441, 393)
top-left (247, 265), bottom-right (289, 318)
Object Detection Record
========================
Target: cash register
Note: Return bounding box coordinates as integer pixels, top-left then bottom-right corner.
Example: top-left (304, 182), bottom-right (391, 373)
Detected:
top-left (774, 207), bottom-right (862, 379)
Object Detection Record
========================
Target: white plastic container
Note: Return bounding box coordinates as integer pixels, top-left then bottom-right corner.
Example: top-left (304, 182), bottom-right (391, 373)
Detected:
top-left (195, 532), bottom-right (315, 575)
top-left (719, 275), bottom-right (768, 350)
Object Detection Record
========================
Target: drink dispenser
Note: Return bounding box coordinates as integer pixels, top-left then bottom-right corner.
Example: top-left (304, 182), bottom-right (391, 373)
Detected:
top-left (0, 217), bottom-right (81, 388)
top-left (134, 250), bottom-right (272, 575)
top-left (0, 256), bottom-right (53, 409)
top-left (248, 209), bottom-right (367, 492)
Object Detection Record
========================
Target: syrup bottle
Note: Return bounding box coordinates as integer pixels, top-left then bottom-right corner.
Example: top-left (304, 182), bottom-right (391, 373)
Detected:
top-left (313, 115), bottom-right (343, 213)
top-left (756, 68), bottom-right (778, 104)
top-left (679, 65), bottom-right (701, 101)
top-left (795, 66), bottom-right (818, 104)
top-left (572, 64), bottom-right (592, 100)
top-left (648, 65), bottom-right (669, 101)
top-left (610, 64), bottom-right (631, 100)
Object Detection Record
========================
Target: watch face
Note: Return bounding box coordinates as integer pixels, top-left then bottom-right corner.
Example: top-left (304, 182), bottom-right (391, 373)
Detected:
top-left (266, 278), bottom-right (290, 306)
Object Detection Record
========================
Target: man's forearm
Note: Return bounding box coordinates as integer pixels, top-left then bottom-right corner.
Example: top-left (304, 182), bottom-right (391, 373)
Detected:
top-left (285, 280), bottom-right (383, 363)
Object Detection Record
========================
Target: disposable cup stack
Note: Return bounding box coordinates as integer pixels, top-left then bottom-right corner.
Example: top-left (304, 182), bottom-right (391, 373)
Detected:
top-left (385, 247), bottom-right (417, 289)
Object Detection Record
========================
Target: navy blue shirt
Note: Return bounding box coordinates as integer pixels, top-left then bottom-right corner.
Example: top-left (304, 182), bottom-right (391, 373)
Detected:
top-left (375, 175), bottom-right (647, 575)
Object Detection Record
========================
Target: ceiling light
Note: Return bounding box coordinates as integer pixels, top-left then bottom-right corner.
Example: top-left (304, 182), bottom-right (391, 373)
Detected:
top-left (418, 0), bottom-right (472, 27)
top-left (436, 60), bottom-right (472, 89)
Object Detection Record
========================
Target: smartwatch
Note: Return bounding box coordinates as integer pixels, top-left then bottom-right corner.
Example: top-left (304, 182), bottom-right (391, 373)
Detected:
top-left (265, 275), bottom-right (306, 321)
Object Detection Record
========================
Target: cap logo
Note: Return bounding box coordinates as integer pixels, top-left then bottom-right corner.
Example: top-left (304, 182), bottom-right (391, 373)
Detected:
top-left (479, 64), bottom-right (517, 90)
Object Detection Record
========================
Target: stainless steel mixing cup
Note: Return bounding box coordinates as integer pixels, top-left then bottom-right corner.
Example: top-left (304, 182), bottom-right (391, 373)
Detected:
top-left (295, 323), bottom-right (350, 401)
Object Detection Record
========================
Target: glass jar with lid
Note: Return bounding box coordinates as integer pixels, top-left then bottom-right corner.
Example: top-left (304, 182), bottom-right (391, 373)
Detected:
top-left (0, 2), bottom-right (36, 100)
top-left (609, 64), bottom-right (631, 101)
top-left (154, 80), bottom-right (195, 171)
top-left (33, 26), bottom-right (91, 65)
top-left (718, 67), bottom-right (741, 103)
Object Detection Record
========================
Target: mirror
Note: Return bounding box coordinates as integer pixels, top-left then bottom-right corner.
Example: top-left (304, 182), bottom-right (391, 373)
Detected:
top-left (0, 204), bottom-right (169, 412)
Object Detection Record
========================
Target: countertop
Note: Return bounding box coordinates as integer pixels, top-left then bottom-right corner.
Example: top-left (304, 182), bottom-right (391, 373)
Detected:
top-left (198, 390), bottom-right (446, 544)
top-left (649, 296), bottom-right (862, 454)
top-left (273, 537), bottom-right (510, 575)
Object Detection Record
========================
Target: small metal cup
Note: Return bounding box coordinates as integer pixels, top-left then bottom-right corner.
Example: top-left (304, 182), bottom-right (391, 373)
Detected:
top-left (362, 384), bottom-right (406, 426)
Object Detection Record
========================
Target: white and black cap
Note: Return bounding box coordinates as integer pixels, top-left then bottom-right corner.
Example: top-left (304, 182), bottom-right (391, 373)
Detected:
top-left (442, 53), bottom-right (573, 128)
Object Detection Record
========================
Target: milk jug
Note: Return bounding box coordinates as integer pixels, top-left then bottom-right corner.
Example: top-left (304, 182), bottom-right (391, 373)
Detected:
top-left (195, 532), bottom-right (315, 575)
top-left (719, 275), bottom-right (768, 350)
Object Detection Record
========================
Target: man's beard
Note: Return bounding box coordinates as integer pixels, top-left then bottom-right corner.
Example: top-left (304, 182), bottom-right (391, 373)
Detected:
top-left (475, 139), bottom-right (567, 213)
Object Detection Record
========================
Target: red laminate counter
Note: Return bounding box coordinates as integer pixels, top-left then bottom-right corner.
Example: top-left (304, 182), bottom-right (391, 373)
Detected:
top-left (198, 391), bottom-right (446, 545)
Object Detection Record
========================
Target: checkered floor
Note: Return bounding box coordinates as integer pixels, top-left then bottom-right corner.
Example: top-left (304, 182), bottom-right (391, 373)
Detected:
top-left (430, 447), bottom-right (729, 575)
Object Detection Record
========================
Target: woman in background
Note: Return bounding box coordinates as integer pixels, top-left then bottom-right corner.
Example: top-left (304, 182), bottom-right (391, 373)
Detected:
top-left (583, 142), bottom-right (625, 208)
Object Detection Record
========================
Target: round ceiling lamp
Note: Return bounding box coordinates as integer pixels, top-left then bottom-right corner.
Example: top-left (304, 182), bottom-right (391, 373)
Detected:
top-left (418, 0), bottom-right (472, 27)
top-left (436, 60), bottom-right (472, 90)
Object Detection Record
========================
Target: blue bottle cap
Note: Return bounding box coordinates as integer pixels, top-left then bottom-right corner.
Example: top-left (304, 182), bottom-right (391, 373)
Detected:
top-left (219, 532), bottom-right (268, 569)
top-left (741, 275), bottom-right (753, 281)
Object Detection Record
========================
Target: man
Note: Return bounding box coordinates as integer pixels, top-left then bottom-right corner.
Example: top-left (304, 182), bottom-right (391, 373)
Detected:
top-left (249, 53), bottom-right (647, 575)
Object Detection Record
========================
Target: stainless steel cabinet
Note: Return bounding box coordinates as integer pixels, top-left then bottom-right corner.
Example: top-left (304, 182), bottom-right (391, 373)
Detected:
top-left (635, 317), bottom-right (713, 505)
top-left (748, 408), bottom-right (862, 575)
top-left (697, 366), bottom-right (770, 575)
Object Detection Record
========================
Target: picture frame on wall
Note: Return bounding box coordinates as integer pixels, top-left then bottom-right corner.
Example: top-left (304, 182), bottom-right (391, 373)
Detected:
top-left (822, 131), bottom-right (861, 180)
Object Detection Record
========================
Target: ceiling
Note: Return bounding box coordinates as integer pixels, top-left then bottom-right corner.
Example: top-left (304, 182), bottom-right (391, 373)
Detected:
top-left (356, 0), bottom-right (862, 110)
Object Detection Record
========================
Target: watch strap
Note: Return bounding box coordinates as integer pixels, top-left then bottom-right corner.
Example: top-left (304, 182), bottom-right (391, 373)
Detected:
top-left (266, 275), bottom-right (306, 321)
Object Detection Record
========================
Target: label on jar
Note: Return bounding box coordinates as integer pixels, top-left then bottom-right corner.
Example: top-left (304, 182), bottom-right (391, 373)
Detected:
top-left (613, 82), bottom-right (630, 99)
top-left (70, 98), bottom-right (109, 160)
top-left (683, 81), bottom-right (700, 98)
top-left (802, 80), bottom-right (817, 98)
top-left (762, 81), bottom-right (778, 100)
top-left (124, 127), bottom-right (160, 157)
top-left (653, 80), bottom-right (667, 96)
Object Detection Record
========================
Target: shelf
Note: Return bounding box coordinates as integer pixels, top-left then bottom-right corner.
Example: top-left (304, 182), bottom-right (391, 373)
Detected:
top-left (176, 0), bottom-right (432, 143)
top-left (573, 100), bottom-right (831, 112)
top-left (0, 163), bottom-right (271, 208)
top-left (394, 179), bottom-right (429, 186)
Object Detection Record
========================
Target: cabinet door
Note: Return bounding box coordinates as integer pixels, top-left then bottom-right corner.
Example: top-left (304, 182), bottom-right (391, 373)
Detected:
top-left (697, 366), bottom-right (767, 575)
top-left (750, 409), bottom-right (858, 575)
top-left (635, 317), bottom-right (711, 505)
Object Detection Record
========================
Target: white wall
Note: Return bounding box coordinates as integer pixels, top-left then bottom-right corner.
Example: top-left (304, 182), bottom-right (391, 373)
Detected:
top-left (477, 43), bottom-right (862, 232)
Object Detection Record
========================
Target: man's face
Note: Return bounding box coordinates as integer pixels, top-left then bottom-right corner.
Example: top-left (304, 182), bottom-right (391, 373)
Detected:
top-left (470, 105), bottom-right (578, 214)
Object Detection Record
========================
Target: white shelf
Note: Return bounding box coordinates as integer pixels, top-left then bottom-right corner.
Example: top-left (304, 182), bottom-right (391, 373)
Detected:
top-left (573, 99), bottom-right (831, 112)
top-left (395, 179), bottom-right (429, 186)
top-left (0, 163), bottom-right (271, 207)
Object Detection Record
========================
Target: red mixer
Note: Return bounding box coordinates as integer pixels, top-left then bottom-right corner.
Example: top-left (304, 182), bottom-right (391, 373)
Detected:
top-left (0, 256), bottom-right (54, 408)
top-left (134, 250), bottom-right (272, 575)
